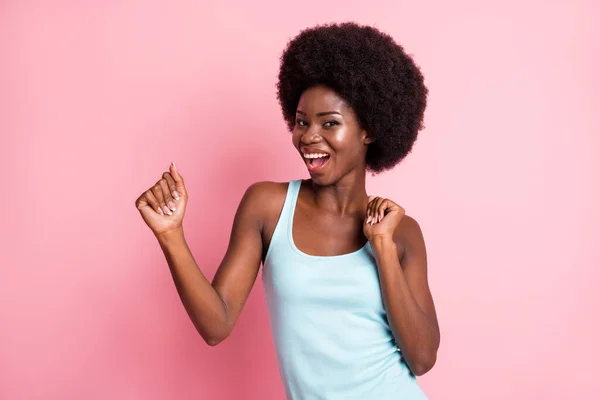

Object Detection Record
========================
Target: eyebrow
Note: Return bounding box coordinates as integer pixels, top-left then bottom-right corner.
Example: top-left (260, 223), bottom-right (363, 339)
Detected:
top-left (296, 110), bottom-right (342, 117)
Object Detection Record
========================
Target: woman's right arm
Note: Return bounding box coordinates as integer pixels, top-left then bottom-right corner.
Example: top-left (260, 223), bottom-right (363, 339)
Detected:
top-left (157, 183), bottom-right (266, 346)
top-left (136, 163), bottom-right (267, 346)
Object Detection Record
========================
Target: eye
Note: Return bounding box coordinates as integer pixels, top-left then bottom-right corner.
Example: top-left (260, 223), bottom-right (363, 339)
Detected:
top-left (323, 120), bottom-right (340, 128)
top-left (295, 119), bottom-right (308, 127)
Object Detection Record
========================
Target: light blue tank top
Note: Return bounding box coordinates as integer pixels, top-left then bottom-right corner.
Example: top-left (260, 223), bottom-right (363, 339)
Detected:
top-left (262, 180), bottom-right (428, 399)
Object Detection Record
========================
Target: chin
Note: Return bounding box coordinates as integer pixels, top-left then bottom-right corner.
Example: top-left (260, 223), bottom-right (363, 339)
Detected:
top-left (308, 172), bottom-right (335, 186)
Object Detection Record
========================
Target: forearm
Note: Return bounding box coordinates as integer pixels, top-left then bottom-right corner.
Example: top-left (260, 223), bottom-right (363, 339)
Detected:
top-left (371, 237), bottom-right (439, 375)
top-left (156, 228), bottom-right (229, 345)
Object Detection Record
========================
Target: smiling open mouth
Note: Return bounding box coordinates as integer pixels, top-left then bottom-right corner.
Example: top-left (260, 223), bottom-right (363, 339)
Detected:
top-left (310, 156), bottom-right (329, 168)
top-left (304, 154), bottom-right (331, 172)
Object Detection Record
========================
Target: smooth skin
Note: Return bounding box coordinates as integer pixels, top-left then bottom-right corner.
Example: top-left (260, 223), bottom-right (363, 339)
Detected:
top-left (135, 84), bottom-right (440, 376)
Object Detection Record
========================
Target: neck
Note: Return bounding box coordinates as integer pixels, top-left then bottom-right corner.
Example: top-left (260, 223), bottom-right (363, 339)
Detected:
top-left (308, 168), bottom-right (369, 216)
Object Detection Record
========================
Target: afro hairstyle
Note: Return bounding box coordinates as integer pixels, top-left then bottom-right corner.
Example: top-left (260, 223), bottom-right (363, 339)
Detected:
top-left (276, 22), bottom-right (428, 174)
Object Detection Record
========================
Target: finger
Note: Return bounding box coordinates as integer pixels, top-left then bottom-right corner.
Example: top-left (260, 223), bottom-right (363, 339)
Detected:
top-left (372, 196), bottom-right (382, 224)
top-left (151, 182), bottom-right (171, 216)
top-left (377, 199), bottom-right (389, 222)
top-left (375, 197), bottom-right (387, 223)
top-left (162, 172), bottom-right (180, 200)
top-left (370, 198), bottom-right (377, 224)
top-left (372, 197), bottom-right (382, 223)
top-left (145, 190), bottom-right (164, 215)
top-left (367, 195), bottom-right (378, 224)
top-left (169, 162), bottom-right (186, 195)
top-left (158, 178), bottom-right (176, 212)
top-left (366, 195), bottom-right (375, 224)
top-left (370, 197), bottom-right (381, 223)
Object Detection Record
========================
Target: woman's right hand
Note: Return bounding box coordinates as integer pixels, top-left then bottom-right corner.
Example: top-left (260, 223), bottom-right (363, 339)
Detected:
top-left (135, 162), bottom-right (188, 236)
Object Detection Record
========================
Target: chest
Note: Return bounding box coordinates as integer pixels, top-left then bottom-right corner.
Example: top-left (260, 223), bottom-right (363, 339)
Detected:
top-left (264, 240), bottom-right (385, 311)
top-left (291, 198), bottom-right (368, 257)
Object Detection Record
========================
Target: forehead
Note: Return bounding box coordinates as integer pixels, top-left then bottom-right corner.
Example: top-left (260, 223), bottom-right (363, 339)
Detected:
top-left (296, 85), bottom-right (351, 113)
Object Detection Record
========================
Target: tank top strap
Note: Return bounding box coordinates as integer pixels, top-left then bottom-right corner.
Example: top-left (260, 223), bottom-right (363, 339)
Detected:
top-left (284, 179), bottom-right (302, 231)
top-left (264, 179), bottom-right (302, 263)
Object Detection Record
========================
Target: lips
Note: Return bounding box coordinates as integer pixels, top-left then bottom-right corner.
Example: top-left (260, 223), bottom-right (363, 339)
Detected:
top-left (304, 154), bottom-right (331, 173)
top-left (300, 147), bottom-right (331, 174)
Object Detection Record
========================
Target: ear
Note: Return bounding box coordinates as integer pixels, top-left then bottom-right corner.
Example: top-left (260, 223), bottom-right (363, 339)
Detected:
top-left (361, 130), bottom-right (375, 145)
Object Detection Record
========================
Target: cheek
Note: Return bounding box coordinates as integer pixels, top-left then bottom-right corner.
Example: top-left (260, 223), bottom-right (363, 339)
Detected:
top-left (327, 129), bottom-right (348, 153)
top-left (330, 129), bottom-right (364, 158)
top-left (330, 129), bottom-right (344, 144)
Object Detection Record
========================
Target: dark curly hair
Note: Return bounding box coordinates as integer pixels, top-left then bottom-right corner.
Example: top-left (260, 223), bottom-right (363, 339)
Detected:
top-left (276, 22), bottom-right (428, 174)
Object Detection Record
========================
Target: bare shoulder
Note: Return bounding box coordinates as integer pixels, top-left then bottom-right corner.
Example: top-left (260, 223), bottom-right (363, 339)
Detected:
top-left (242, 181), bottom-right (288, 210)
top-left (244, 181), bottom-right (288, 202)
top-left (396, 214), bottom-right (424, 240)
top-left (239, 181), bottom-right (289, 226)
top-left (241, 181), bottom-right (291, 259)
top-left (393, 214), bottom-right (427, 264)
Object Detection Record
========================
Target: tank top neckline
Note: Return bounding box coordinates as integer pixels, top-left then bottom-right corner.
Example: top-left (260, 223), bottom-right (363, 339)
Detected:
top-left (287, 179), bottom-right (371, 260)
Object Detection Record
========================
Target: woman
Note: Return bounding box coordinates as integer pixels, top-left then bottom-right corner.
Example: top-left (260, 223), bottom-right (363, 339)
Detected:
top-left (135, 22), bottom-right (439, 399)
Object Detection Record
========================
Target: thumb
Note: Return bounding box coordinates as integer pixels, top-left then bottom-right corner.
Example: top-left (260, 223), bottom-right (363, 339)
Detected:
top-left (170, 161), bottom-right (186, 192)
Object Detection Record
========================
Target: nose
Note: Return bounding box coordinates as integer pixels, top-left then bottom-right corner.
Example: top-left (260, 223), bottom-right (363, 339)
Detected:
top-left (300, 126), bottom-right (322, 145)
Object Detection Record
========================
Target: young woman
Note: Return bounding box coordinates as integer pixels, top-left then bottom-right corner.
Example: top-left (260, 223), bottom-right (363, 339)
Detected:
top-left (136, 22), bottom-right (439, 399)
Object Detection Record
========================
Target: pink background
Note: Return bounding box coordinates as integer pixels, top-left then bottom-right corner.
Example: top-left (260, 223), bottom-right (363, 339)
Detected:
top-left (1, 1), bottom-right (598, 399)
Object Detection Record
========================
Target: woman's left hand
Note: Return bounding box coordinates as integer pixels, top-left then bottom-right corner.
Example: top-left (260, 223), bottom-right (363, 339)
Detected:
top-left (363, 195), bottom-right (405, 241)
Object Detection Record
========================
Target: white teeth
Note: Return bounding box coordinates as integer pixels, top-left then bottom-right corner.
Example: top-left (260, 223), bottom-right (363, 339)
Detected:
top-left (303, 153), bottom-right (329, 159)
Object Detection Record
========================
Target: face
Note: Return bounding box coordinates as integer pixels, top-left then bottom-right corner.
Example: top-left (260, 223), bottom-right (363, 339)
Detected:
top-left (292, 85), bottom-right (373, 185)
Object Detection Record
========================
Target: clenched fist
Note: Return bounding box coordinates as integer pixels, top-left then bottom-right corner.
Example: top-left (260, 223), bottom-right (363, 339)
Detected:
top-left (363, 194), bottom-right (405, 242)
top-left (135, 162), bottom-right (188, 236)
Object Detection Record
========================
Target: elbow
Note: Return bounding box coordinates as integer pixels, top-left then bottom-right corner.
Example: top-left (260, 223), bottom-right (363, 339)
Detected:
top-left (192, 308), bottom-right (232, 347)
top-left (202, 329), bottom-right (230, 347)
top-left (197, 322), bottom-right (231, 347)
top-left (410, 352), bottom-right (437, 376)
top-left (193, 300), bottom-right (234, 347)
top-left (411, 363), bottom-right (433, 376)
top-left (205, 335), bottom-right (225, 347)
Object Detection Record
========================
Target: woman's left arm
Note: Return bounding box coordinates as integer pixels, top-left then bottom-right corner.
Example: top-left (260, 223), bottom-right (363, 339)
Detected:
top-left (365, 197), bottom-right (440, 376)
